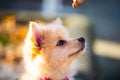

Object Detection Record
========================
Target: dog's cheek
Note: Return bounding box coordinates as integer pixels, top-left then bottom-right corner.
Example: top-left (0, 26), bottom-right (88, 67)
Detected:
top-left (49, 50), bottom-right (66, 62)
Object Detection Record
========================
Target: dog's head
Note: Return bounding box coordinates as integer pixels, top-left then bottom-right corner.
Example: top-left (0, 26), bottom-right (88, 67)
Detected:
top-left (24, 18), bottom-right (85, 67)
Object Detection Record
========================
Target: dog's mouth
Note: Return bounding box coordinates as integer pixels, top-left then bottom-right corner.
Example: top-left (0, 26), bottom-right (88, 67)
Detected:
top-left (68, 45), bottom-right (85, 57)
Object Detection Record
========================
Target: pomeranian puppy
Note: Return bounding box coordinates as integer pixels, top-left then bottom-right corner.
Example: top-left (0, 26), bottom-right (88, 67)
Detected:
top-left (20, 18), bottom-right (85, 80)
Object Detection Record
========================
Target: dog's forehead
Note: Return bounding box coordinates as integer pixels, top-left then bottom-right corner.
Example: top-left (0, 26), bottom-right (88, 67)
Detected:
top-left (45, 23), bottom-right (64, 29)
top-left (43, 24), bottom-right (69, 41)
top-left (45, 24), bottom-right (68, 35)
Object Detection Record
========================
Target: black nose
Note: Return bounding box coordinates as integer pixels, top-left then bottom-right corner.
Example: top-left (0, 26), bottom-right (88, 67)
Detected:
top-left (77, 37), bottom-right (85, 43)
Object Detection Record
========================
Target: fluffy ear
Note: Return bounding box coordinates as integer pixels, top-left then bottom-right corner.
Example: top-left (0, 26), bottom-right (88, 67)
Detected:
top-left (53, 17), bottom-right (62, 25)
top-left (29, 22), bottom-right (44, 47)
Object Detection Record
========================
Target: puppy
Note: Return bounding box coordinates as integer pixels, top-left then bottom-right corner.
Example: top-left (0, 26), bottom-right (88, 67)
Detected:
top-left (20, 18), bottom-right (85, 80)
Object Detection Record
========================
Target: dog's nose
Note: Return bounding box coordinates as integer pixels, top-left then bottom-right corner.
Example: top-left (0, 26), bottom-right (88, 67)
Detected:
top-left (77, 37), bottom-right (85, 43)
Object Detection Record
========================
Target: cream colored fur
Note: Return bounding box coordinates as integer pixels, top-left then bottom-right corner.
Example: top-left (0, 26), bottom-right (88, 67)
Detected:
top-left (20, 18), bottom-right (85, 80)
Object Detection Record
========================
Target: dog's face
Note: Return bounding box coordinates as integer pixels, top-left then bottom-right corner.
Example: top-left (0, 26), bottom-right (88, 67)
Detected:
top-left (24, 18), bottom-right (85, 67)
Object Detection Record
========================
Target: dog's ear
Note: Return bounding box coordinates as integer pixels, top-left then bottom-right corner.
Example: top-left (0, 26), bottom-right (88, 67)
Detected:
top-left (53, 17), bottom-right (63, 25)
top-left (29, 22), bottom-right (44, 47)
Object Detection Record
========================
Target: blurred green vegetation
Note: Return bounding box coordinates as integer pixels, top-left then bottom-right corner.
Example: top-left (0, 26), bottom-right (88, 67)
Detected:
top-left (0, 34), bottom-right (10, 46)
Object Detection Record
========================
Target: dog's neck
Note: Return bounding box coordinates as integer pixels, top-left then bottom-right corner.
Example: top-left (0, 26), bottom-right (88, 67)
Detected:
top-left (36, 64), bottom-right (72, 80)
top-left (22, 54), bottom-right (77, 80)
top-left (21, 62), bottom-right (75, 80)
top-left (38, 76), bottom-right (69, 80)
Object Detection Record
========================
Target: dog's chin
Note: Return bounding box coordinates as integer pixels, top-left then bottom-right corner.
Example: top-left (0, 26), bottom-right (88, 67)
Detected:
top-left (68, 47), bottom-right (85, 57)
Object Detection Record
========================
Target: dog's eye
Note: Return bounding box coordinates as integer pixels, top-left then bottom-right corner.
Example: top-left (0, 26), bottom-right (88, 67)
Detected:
top-left (56, 40), bottom-right (66, 46)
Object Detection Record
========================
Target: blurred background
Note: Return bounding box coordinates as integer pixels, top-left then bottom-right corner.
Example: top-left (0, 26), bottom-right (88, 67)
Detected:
top-left (0, 0), bottom-right (120, 80)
